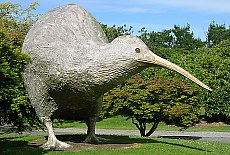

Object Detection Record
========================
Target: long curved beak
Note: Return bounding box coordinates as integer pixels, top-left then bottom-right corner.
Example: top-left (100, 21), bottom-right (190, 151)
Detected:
top-left (137, 51), bottom-right (212, 91)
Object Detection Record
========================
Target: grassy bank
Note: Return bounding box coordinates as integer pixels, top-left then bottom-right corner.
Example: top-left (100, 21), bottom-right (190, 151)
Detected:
top-left (1, 116), bottom-right (230, 155)
top-left (53, 115), bottom-right (230, 132)
top-left (0, 134), bottom-right (230, 155)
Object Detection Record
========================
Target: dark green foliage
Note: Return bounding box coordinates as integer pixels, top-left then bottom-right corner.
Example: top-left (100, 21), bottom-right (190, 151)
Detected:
top-left (189, 40), bottom-right (230, 122)
top-left (0, 29), bottom-right (40, 131)
top-left (0, 2), bottom-right (40, 131)
top-left (207, 22), bottom-right (230, 47)
top-left (172, 24), bottom-right (204, 50)
top-left (101, 76), bottom-right (201, 136)
top-left (100, 24), bottom-right (133, 42)
top-left (138, 24), bottom-right (204, 52)
top-left (155, 40), bottom-right (230, 123)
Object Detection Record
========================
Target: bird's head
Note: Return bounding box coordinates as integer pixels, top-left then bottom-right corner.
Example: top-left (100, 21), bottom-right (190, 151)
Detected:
top-left (110, 35), bottom-right (212, 91)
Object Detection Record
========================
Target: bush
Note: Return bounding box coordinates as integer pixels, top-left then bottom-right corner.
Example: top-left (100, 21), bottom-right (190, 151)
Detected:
top-left (101, 76), bottom-right (202, 136)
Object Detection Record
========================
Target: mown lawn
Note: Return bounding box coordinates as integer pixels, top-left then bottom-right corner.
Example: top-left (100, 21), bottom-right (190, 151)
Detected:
top-left (53, 115), bottom-right (230, 132)
top-left (1, 116), bottom-right (230, 155)
top-left (0, 134), bottom-right (230, 155)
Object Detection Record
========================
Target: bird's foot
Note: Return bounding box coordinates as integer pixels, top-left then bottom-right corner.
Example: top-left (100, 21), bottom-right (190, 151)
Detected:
top-left (83, 135), bottom-right (107, 144)
top-left (41, 139), bottom-right (71, 150)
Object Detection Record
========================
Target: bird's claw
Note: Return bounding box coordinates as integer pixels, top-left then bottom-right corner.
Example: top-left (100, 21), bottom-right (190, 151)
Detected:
top-left (41, 139), bottom-right (71, 150)
top-left (83, 135), bottom-right (107, 144)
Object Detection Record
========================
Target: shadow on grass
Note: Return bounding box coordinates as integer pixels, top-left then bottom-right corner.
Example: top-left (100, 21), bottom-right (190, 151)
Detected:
top-left (0, 136), bottom-right (48, 155)
top-left (0, 134), bottom-right (210, 154)
top-left (158, 135), bottom-right (202, 140)
top-left (156, 136), bottom-right (210, 152)
top-left (53, 134), bottom-right (210, 152)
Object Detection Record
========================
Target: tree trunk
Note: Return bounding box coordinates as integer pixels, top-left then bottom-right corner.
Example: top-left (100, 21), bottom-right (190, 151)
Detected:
top-left (131, 117), bottom-right (147, 137)
top-left (145, 121), bottom-right (160, 137)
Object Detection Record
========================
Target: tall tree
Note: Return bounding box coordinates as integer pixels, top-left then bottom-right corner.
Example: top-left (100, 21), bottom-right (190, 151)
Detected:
top-left (156, 40), bottom-right (230, 123)
top-left (0, 1), bottom-right (40, 131)
top-left (207, 22), bottom-right (230, 47)
top-left (172, 24), bottom-right (204, 50)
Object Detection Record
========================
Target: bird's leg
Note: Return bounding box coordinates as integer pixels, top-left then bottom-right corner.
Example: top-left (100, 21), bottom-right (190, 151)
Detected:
top-left (23, 72), bottom-right (70, 149)
top-left (83, 96), bottom-right (107, 144)
top-left (41, 117), bottom-right (71, 150)
top-left (83, 115), bottom-right (107, 144)
top-left (84, 115), bottom-right (100, 143)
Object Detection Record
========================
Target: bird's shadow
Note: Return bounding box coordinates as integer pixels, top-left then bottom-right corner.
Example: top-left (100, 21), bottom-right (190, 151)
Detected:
top-left (50, 134), bottom-right (209, 152)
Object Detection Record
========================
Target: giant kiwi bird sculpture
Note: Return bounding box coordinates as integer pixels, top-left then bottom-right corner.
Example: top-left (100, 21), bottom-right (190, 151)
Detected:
top-left (22, 4), bottom-right (212, 149)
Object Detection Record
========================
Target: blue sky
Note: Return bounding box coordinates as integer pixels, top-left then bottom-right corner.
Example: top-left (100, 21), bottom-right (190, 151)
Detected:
top-left (2, 0), bottom-right (230, 40)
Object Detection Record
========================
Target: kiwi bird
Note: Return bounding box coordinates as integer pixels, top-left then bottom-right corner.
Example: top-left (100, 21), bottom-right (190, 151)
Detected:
top-left (22, 4), bottom-right (212, 149)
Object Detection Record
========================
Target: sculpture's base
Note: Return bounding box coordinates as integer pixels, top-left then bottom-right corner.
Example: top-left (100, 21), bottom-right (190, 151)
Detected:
top-left (28, 134), bottom-right (140, 151)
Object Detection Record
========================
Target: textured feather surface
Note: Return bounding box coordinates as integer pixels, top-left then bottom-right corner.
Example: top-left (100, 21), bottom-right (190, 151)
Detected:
top-left (22, 4), bottom-right (144, 119)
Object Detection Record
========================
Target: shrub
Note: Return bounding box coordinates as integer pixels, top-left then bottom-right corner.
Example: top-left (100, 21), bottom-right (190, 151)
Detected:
top-left (101, 76), bottom-right (201, 136)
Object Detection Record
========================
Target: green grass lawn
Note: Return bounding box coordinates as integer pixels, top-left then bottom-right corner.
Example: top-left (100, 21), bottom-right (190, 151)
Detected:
top-left (1, 134), bottom-right (230, 155)
top-left (1, 116), bottom-right (230, 155)
top-left (53, 115), bottom-right (230, 132)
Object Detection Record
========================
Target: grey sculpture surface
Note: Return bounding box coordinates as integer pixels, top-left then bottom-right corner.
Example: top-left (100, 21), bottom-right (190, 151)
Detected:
top-left (22, 4), bottom-right (212, 149)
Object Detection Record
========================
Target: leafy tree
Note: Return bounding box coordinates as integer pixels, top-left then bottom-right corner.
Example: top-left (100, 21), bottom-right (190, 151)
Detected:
top-left (172, 24), bottom-right (204, 50)
top-left (0, 1), bottom-right (40, 131)
top-left (101, 76), bottom-right (201, 137)
top-left (191, 40), bottom-right (230, 122)
top-left (100, 24), bottom-right (133, 42)
top-left (155, 40), bottom-right (230, 123)
top-left (0, 1), bottom-right (38, 42)
top-left (157, 29), bottom-right (174, 48)
top-left (207, 22), bottom-right (230, 47)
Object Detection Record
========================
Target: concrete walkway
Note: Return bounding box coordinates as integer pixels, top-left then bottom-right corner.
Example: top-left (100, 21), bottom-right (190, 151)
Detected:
top-left (22, 128), bottom-right (230, 143)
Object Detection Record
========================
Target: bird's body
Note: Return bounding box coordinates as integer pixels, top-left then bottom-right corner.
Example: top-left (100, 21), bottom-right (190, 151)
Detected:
top-left (23, 5), bottom-right (141, 119)
top-left (22, 4), bottom-right (211, 149)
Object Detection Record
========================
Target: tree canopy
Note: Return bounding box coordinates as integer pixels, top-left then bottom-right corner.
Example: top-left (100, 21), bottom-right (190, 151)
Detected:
top-left (0, 1), bottom-right (40, 131)
top-left (101, 76), bottom-right (201, 136)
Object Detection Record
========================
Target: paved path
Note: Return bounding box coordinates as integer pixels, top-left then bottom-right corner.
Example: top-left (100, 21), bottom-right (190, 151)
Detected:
top-left (21, 128), bottom-right (230, 143)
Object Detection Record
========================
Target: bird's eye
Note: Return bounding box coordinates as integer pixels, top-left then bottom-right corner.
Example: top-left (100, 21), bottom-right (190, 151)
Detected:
top-left (135, 48), bottom-right (140, 53)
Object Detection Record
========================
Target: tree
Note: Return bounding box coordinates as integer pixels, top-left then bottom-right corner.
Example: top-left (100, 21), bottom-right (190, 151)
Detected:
top-left (0, 1), bottom-right (38, 41)
top-left (172, 24), bottom-right (204, 50)
top-left (156, 40), bottom-right (230, 123)
top-left (0, 1), bottom-right (40, 131)
top-left (207, 22), bottom-right (230, 47)
top-left (193, 40), bottom-right (230, 122)
top-left (157, 29), bottom-right (174, 48)
top-left (100, 24), bottom-right (133, 42)
top-left (101, 76), bottom-right (201, 137)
